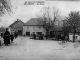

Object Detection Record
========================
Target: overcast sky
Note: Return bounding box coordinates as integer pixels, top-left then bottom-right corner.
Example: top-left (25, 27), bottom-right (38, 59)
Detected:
top-left (1, 0), bottom-right (80, 27)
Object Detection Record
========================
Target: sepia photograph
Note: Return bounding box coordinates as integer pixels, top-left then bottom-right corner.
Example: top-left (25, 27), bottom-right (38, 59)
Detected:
top-left (0, 0), bottom-right (80, 60)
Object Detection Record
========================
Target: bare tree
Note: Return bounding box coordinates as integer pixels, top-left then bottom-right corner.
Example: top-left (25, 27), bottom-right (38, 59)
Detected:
top-left (63, 11), bottom-right (80, 42)
top-left (37, 6), bottom-right (60, 38)
top-left (0, 0), bottom-right (11, 16)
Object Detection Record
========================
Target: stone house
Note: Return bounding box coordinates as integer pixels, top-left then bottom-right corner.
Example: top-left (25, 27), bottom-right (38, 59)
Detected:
top-left (23, 18), bottom-right (46, 36)
top-left (9, 19), bottom-right (24, 35)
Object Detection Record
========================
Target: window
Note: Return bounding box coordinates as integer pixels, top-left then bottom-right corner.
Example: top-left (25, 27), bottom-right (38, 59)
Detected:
top-left (27, 26), bottom-right (29, 30)
top-left (26, 32), bottom-right (30, 36)
top-left (33, 26), bottom-right (35, 30)
top-left (39, 27), bottom-right (41, 29)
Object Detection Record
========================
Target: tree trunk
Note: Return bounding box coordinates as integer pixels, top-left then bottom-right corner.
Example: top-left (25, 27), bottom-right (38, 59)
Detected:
top-left (73, 33), bottom-right (75, 42)
top-left (73, 24), bottom-right (75, 42)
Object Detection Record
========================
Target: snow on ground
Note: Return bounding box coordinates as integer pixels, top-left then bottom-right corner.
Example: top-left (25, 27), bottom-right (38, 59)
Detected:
top-left (0, 36), bottom-right (80, 60)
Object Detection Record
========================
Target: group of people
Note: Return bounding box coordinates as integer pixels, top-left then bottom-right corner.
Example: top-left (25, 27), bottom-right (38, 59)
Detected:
top-left (56, 33), bottom-right (69, 43)
top-left (31, 32), bottom-right (44, 40)
top-left (1, 28), bottom-right (18, 46)
top-left (30, 32), bottom-right (69, 43)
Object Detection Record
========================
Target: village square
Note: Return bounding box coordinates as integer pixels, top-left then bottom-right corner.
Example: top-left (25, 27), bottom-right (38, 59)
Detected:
top-left (0, 0), bottom-right (80, 60)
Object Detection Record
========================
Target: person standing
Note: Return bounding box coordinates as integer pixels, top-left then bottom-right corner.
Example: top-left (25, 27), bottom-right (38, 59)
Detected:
top-left (3, 28), bottom-right (10, 46)
top-left (1, 33), bottom-right (3, 38)
top-left (14, 31), bottom-right (18, 39)
top-left (61, 34), bottom-right (65, 43)
top-left (33, 32), bottom-right (36, 40)
top-left (10, 33), bottom-right (14, 43)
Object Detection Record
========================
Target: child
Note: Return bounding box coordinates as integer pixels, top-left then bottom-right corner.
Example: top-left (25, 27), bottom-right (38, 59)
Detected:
top-left (10, 33), bottom-right (14, 43)
top-left (1, 33), bottom-right (3, 38)
top-left (0, 38), bottom-right (2, 46)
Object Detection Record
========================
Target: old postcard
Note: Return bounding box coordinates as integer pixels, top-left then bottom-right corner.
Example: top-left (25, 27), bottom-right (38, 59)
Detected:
top-left (0, 0), bottom-right (80, 60)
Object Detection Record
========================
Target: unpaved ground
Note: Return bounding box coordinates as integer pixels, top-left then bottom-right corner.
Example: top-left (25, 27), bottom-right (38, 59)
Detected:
top-left (0, 36), bottom-right (80, 60)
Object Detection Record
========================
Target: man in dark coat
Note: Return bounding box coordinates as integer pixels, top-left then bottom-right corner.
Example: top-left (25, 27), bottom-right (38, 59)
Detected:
top-left (14, 31), bottom-right (18, 39)
top-left (3, 28), bottom-right (10, 46)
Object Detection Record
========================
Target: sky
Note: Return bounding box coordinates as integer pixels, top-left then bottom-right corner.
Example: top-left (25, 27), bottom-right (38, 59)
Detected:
top-left (1, 0), bottom-right (80, 27)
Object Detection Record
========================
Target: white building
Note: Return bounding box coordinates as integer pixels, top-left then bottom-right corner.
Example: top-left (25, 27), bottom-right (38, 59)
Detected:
top-left (23, 18), bottom-right (46, 36)
top-left (69, 33), bottom-right (80, 42)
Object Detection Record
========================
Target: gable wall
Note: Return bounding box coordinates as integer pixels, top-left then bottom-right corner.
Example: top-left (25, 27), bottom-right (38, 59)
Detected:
top-left (11, 21), bottom-right (24, 32)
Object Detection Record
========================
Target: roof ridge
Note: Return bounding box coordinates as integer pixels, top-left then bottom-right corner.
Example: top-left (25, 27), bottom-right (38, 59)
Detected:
top-left (9, 19), bottom-right (24, 27)
top-left (25, 18), bottom-right (44, 26)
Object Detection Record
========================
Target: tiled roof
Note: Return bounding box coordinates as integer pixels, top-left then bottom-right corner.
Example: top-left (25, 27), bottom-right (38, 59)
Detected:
top-left (9, 19), bottom-right (24, 28)
top-left (24, 18), bottom-right (44, 26)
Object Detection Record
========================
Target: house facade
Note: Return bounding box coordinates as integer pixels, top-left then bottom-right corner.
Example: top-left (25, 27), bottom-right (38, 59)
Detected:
top-left (69, 33), bottom-right (80, 42)
top-left (9, 19), bottom-right (24, 35)
top-left (23, 18), bottom-right (46, 36)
